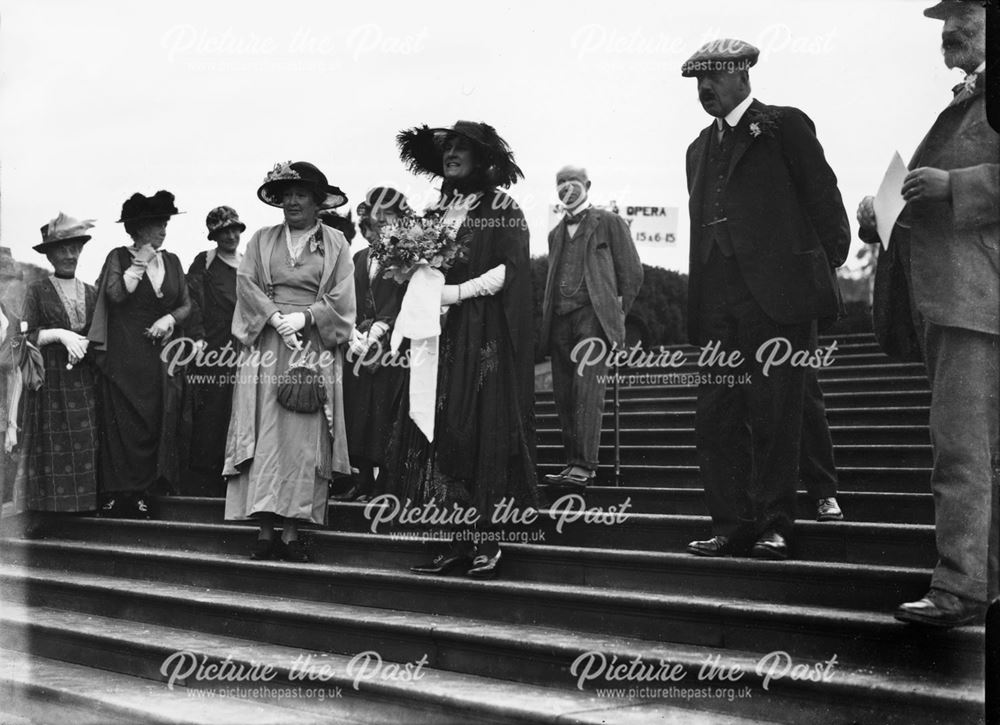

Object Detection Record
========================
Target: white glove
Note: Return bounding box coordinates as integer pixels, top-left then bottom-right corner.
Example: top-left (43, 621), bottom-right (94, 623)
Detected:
top-left (348, 327), bottom-right (367, 357)
top-left (440, 264), bottom-right (506, 305)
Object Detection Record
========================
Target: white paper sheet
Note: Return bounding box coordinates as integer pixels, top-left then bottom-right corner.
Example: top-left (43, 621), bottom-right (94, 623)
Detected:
top-left (873, 151), bottom-right (908, 250)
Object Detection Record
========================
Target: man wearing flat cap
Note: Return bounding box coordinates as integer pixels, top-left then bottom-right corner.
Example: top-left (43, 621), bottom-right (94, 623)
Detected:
top-left (682, 39), bottom-right (851, 560)
top-left (858, 0), bottom-right (998, 628)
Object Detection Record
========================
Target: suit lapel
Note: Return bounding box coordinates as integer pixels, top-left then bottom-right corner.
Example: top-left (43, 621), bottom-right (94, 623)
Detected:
top-left (573, 212), bottom-right (599, 251)
top-left (545, 221), bottom-right (569, 300)
top-left (913, 85), bottom-right (984, 168)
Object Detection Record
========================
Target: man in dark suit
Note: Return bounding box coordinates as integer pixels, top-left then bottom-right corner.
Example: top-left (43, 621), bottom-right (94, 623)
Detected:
top-left (540, 166), bottom-right (643, 489)
top-left (859, 0), bottom-right (998, 627)
top-left (682, 40), bottom-right (851, 559)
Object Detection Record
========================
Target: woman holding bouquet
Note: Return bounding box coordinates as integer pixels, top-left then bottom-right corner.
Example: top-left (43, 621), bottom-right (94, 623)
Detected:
top-left (380, 121), bottom-right (537, 578)
top-left (223, 161), bottom-right (355, 563)
top-left (337, 187), bottom-right (411, 502)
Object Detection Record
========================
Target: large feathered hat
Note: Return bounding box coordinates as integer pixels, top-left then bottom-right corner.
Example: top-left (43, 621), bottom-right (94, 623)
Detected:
top-left (396, 121), bottom-right (524, 189)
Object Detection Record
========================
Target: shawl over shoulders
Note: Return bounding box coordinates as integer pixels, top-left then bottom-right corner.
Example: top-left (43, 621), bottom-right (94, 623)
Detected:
top-left (224, 223), bottom-right (356, 478)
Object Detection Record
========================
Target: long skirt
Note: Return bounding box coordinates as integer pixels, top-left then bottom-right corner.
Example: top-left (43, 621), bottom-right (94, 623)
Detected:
top-left (224, 323), bottom-right (330, 525)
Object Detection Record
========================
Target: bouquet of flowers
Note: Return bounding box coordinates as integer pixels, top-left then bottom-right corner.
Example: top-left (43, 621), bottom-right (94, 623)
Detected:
top-left (369, 214), bottom-right (465, 285)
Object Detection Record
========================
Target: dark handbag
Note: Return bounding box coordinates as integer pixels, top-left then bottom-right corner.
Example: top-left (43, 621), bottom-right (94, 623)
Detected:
top-left (276, 360), bottom-right (327, 413)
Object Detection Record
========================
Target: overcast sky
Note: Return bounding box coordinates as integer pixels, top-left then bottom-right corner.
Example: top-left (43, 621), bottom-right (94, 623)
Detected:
top-left (0, 0), bottom-right (966, 284)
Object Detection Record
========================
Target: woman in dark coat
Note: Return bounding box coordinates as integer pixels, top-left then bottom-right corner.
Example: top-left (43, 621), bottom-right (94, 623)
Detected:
top-left (338, 188), bottom-right (410, 501)
top-left (19, 213), bottom-right (100, 512)
top-left (380, 121), bottom-right (538, 578)
top-left (182, 206), bottom-right (245, 496)
top-left (89, 191), bottom-right (192, 518)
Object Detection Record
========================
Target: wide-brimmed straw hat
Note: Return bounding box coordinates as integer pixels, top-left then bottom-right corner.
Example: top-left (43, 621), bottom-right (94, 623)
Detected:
top-left (257, 161), bottom-right (348, 209)
top-left (35, 212), bottom-right (96, 253)
top-left (396, 121), bottom-right (524, 188)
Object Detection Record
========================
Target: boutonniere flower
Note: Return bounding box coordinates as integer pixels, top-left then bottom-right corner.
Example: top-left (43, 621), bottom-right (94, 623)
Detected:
top-left (747, 109), bottom-right (781, 139)
top-left (308, 231), bottom-right (324, 256)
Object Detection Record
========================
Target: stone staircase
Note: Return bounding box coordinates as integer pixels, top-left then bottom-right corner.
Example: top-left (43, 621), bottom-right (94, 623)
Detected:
top-left (0, 332), bottom-right (985, 724)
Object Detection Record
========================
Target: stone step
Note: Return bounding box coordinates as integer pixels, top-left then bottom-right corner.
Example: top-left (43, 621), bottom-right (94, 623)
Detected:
top-left (0, 600), bottom-right (979, 725)
top-left (162, 487), bottom-right (934, 524)
top-left (535, 425), bottom-right (930, 447)
top-left (0, 648), bottom-right (336, 725)
top-left (0, 617), bottom-right (747, 725)
top-left (534, 390), bottom-right (932, 413)
top-left (534, 443), bottom-right (933, 469)
top-left (42, 496), bottom-right (939, 567)
top-left (0, 561), bottom-right (983, 684)
top-left (531, 464), bottom-right (932, 492)
top-left (536, 406), bottom-right (930, 428)
top-left (347, 510), bottom-right (937, 568)
top-left (3, 526), bottom-right (933, 610)
top-left (536, 374), bottom-right (929, 398)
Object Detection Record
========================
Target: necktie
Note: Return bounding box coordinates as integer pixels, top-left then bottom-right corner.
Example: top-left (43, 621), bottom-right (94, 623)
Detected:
top-left (717, 121), bottom-right (733, 145)
top-left (565, 209), bottom-right (587, 226)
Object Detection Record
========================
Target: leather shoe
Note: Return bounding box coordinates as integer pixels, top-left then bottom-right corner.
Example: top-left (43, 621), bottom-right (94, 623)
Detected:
top-left (466, 549), bottom-right (502, 579)
top-left (251, 538), bottom-right (278, 560)
top-left (687, 535), bottom-right (730, 557)
top-left (410, 550), bottom-right (472, 575)
top-left (281, 539), bottom-right (311, 563)
top-left (895, 589), bottom-right (982, 628)
top-left (816, 497), bottom-right (844, 522)
top-left (544, 467), bottom-right (572, 484)
top-left (751, 531), bottom-right (788, 560)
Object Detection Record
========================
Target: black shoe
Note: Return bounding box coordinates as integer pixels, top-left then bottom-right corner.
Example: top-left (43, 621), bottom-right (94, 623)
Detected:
top-left (411, 550), bottom-right (472, 575)
top-left (544, 467), bottom-right (572, 484)
top-left (687, 535), bottom-right (730, 557)
top-left (251, 538), bottom-right (277, 560)
top-left (751, 531), bottom-right (789, 560)
top-left (895, 589), bottom-right (982, 628)
top-left (98, 497), bottom-right (119, 518)
top-left (134, 497), bottom-right (153, 520)
top-left (466, 549), bottom-right (502, 579)
top-left (331, 484), bottom-right (360, 501)
top-left (281, 540), bottom-right (311, 563)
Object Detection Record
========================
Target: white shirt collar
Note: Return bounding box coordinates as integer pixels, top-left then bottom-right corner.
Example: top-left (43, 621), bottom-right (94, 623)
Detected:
top-left (566, 199), bottom-right (592, 217)
top-left (718, 95), bottom-right (755, 130)
top-left (971, 61), bottom-right (985, 75)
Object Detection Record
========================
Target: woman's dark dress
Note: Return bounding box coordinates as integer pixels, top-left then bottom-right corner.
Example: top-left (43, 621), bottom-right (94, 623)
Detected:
top-left (20, 278), bottom-right (99, 511)
top-left (93, 247), bottom-right (191, 494)
top-left (379, 190), bottom-right (538, 523)
top-left (183, 251), bottom-right (238, 495)
top-left (343, 247), bottom-right (406, 466)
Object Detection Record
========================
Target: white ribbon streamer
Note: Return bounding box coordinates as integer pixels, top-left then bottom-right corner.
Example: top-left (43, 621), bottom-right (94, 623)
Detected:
top-left (390, 264), bottom-right (445, 442)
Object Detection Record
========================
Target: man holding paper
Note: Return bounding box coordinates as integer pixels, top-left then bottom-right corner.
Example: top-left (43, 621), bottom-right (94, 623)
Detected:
top-left (858, 0), bottom-right (998, 627)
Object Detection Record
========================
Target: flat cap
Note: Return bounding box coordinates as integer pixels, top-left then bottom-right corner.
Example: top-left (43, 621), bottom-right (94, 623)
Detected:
top-left (681, 38), bottom-right (760, 77)
top-left (924, 0), bottom-right (983, 19)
